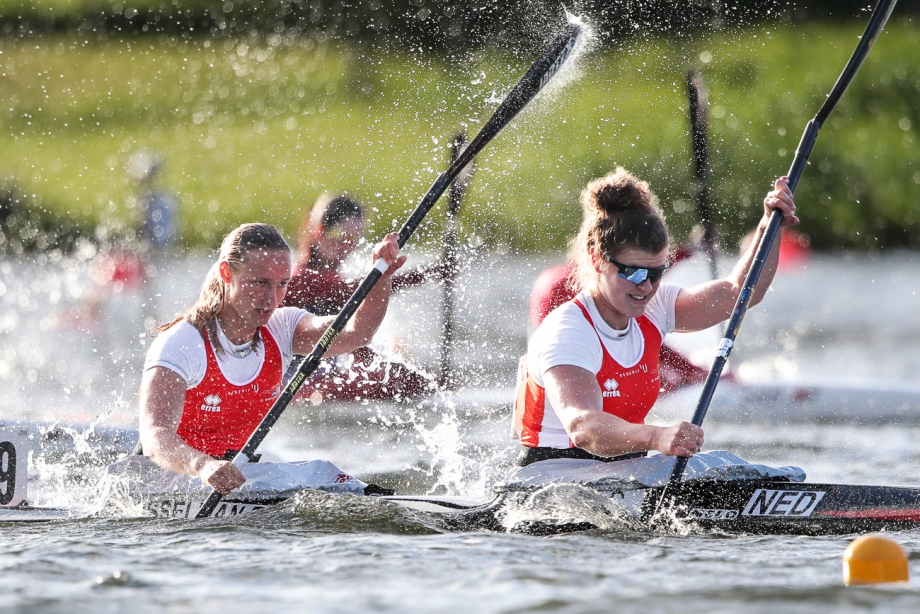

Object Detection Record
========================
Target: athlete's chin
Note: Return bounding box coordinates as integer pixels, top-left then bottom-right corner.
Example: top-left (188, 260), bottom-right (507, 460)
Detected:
top-left (251, 309), bottom-right (274, 326)
top-left (625, 300), bottom-right (649, 317)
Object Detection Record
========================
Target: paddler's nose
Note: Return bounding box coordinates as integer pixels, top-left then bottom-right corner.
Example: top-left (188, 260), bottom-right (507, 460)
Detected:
top-left (635, 278), bottom-right (654, 292)
top-left (259, 285), bottom-right (278, 308)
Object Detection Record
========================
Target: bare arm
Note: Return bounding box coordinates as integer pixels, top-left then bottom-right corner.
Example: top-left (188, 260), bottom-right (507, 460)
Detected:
top-left (545, 365), bottom-right (703, 458)
top-left (291, 232), bottom-right (406, 355)
top-left (138, 366), bottom-right (245, 495)
top-left (674, 177), bottom-right (799, 333)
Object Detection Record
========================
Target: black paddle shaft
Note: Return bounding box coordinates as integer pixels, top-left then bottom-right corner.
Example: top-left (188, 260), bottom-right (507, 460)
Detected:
top-left (654, 0), bottom-right (898, 518)
top-left (687, 70), bottom-right (719, 280)
top-left (195, 23), bottom-right (583, 519)
top-left (439, 132), bottom-right (472, 386)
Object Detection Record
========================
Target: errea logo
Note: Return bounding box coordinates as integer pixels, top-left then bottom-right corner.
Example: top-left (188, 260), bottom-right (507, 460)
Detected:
top-left (201, 394), bottom-right (222, 413)
top-left (602, 378), bottom-right (620, 398)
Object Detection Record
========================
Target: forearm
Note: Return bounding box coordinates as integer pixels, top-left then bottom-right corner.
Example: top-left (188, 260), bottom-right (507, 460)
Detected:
top-left (137, 366), bottom-right (245, 493)
top-left (140, 425), bottom-right (213, 477)
top-left (548, 366), bottom-right (654, 456)
top-left (728, 215), bottom-right (781, 307)
top-left (139, 367), bottom-right (210, 477)
top-left (728, 176), bottom-right (796, 307)
top-left (567, 411), bottom-right (704, 458)
top-left (318, 231), bottom-right (402, 354)
top-left (329, 276), bottom-right (392, 354)
top-left (567, 411), bottom-right (659, 457)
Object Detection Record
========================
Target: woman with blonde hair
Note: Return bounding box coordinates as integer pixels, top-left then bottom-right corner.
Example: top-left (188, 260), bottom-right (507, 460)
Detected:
top-left (514, 168), bottom-right (798, 467)
top-left (138, 223), bottom-right (405, 494)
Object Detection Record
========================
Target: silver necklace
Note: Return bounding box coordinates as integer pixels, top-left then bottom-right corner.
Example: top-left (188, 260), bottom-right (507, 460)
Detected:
top-left (230, 341), bottom-right (255, 358)
top-left (219, 320), bottom-right (259, 358)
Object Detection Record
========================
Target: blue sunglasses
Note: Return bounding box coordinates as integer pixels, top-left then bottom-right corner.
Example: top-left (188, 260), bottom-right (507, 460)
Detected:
top-left (605, 256), bottom-right (669, 284)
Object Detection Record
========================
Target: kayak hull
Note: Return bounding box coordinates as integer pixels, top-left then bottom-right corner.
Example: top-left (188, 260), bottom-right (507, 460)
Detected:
top-left (399, 480), bottom-right (920, 536)
top-left (8, 480), bottom-right (920, 535)
top-left (9, 451), bottom-right (920, 535)
top-left (658, 479), bottom-right (920, 535)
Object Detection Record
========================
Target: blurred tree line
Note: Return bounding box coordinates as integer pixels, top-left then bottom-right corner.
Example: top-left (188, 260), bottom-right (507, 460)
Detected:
top-left (2, 1), bottom-right (917, 49)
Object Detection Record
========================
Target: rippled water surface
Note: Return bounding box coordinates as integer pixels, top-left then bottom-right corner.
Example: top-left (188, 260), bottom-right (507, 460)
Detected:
top-left (3, 251), bottom-right (920, 612)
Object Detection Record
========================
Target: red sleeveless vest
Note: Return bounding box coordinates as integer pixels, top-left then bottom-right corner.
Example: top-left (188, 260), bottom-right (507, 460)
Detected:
top-left (517, 299), bottom-right (662, 449)
top-left (177, 328), bottom-right (284, 457)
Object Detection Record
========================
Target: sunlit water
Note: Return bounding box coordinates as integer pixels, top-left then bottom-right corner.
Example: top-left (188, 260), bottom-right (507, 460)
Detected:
top-left (3, 249), bottom-right (920, 612)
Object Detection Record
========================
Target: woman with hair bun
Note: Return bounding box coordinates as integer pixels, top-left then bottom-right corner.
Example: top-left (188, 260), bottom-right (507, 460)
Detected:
top-left (513, 168), bottom-right (798, 467)
top-left (138, 223), bottom-right (405, 495)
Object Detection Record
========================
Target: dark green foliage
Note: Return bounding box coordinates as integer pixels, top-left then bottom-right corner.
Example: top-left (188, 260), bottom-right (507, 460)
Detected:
top-left (0, 179), bottom-right (93, 255)
top-left (1, 9), bottom-right (919, 253)
top-left (3, 1), bottom-right (909, 50)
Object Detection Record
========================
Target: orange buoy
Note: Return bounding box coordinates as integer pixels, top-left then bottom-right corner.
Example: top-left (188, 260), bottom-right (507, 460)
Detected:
top-left (843, 534), bottom-right (909, 585)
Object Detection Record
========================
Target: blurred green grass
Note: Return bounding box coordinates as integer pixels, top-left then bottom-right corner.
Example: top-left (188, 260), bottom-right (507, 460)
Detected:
top-left (2, 19), bottom-right (919, 253)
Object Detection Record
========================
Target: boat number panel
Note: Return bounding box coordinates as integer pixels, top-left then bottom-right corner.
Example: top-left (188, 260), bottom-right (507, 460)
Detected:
top-left (0, 428), bottom-right (29, 507)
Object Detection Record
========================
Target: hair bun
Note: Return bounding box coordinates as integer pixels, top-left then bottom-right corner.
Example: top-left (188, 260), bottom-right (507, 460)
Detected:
top-left (569, 167), bottom-right (669, 294)
top-left (588, 168), bottom-right (653, 215)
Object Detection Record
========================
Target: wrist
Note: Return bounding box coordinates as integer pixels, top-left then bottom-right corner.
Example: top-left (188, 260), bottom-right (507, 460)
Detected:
top-left (191, 453), bottom-right (213, 478)
top-left (644, 425), bottom-right (660, 453)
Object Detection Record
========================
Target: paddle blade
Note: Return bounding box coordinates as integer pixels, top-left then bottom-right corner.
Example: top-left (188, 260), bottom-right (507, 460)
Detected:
top-left (454, 23), bottom-right (582, 173)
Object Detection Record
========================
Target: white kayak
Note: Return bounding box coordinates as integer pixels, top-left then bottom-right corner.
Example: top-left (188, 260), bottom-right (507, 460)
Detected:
top-left (9, 449), bottom-right (920, 537)
top-left (498, 450), bottom-right (805, 493)
top-left (0, 455), bottom-right (396, 522)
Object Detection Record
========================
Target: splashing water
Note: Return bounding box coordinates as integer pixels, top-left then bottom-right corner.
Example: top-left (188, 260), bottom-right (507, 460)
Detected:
top-left (25, 420), bottom-right (137, 509)
top-left (482, 13), bottom-right (597, 112)
top-left (496, 483), bottom-right (646, 534)
top-left (409, 399), bottom-right (511, 498)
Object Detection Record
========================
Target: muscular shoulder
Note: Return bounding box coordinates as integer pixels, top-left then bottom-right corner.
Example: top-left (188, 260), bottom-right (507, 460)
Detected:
top-left (528, 296), bottom-right (602, 382)
top-left (265, 307), bottom-right (309, 358)
top-left (144, 320), bottom-right (206, 385)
